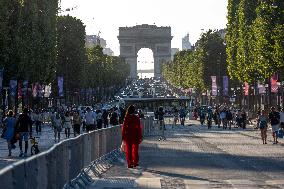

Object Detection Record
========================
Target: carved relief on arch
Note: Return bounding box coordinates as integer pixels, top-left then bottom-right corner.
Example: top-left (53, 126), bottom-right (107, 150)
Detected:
top-left (120, 45), bottom-right (134, 55)
top-left (156, 46), bottom-right (170, 55)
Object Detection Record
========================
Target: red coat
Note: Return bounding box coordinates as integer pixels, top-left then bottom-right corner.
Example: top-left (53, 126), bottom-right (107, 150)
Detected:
top-left (122, 114), bottom-right (142, 144)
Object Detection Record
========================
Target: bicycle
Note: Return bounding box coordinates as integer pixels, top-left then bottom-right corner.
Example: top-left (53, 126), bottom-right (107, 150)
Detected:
top-left (30, 137), bottom-right (40, 155)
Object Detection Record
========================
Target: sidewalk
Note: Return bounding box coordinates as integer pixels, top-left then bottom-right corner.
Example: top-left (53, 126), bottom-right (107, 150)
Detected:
top-left (0, 123), bottom-right (78, 169)
top-left (88, 121), bottom-right (284, 189)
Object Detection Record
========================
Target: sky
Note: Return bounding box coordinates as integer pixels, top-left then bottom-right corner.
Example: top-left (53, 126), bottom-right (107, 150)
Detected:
top-left (60, 0), bottom-right (228, 57)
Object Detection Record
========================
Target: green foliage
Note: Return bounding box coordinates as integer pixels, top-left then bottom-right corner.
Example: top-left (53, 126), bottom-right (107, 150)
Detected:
top-left (195, 30), bottom-right (227, 89)
top-left (85, 45), bottom-right (130, 89)
top-left (0, 0), bottom-right (21, 84)
top-left (0, 0), bottom-right (58, 84)
top-left (226, 0), bottom-right (284, 83)
top-left (162, 30), bottom-right (226, 94)
top-left (57, 15), bottom-right (87, 93)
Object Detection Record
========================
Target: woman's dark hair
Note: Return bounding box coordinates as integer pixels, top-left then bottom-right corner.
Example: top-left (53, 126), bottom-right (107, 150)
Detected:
top-left (7, 110), bottom-right (14, 117)
top-left (65, 111), bottom-right (69, 117)
top-left (127, 105), bottom-right (135, 115)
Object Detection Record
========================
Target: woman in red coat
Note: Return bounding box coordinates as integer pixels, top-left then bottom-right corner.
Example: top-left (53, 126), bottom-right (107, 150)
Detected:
top-left (122, 105), bottom-right (142, 168)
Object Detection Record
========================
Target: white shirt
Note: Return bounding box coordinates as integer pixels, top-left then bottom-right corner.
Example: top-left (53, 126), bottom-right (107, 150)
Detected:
top-left (280, 112), bottom-right (284, 123)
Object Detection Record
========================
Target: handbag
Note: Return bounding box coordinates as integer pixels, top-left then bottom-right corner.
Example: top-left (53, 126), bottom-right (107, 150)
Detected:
top-left (120, 141), bottom-right (126, 152)
top-left (278, 129), bottom-right (284, 139)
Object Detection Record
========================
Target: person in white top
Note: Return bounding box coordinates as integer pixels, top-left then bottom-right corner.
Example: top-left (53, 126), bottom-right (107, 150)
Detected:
top-left (54, 113), bottom-right (62, 142)
top-left (85, 107), bottom-right (96, 132)
top-left (63, 111), bottom-right (72, 138)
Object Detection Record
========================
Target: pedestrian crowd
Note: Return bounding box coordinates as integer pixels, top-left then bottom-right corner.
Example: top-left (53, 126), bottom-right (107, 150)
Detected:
top-left (164, 105), bottom-right (284, 145)
top-left (0, 105), bottom-right (127, 157)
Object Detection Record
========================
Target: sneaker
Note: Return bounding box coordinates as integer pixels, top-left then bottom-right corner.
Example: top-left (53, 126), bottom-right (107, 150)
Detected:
top-left (23, 153), bottom-right (28, 157)
top-left (128, 165), bottom-right (134, 168)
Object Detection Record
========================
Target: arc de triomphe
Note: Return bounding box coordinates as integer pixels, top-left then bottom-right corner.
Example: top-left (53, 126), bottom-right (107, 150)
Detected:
top-left (118, 24), bottom-right (172, 78)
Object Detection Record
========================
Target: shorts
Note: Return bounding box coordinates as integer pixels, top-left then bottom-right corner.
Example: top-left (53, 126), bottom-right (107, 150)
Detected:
top-left (271, 124), bottom-right (279, 132)
top-left (20, 132), bottom-right (29, 142)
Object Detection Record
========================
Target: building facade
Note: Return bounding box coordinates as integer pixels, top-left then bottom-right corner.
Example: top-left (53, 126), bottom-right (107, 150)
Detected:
top-left (182, 34), bottom-right (192, 50)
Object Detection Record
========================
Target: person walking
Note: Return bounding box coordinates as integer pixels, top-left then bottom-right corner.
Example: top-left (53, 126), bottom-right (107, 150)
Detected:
top-left (269, 107), bottom-right (280, 144)
top-left (15, 108), bottom-right (33, 157)
top-left (241, 110), bottom-right (247, 129)
top-left (157, 106), bottom-right (166, 140)
top-left (213, 109), bottom-right (221, 128)
top-left (226, 109), bottom-right (233, 130)
top-left (173, 107), bottom-right (179, 126)
top-left (34, 110), bottom-right (43, 135)
top-left (73, 111), bottom-right (82, 137)
top-left (54, 113), bottom-right (62, 142)
top-left (122, 105), bottom-right (142, 168)
top-left (96, 109), bottom-right (103, 129)
top-left (3, 110), bottom-right (16, 156)
top-left (85, 107), bottom-right (96, 132)
top-left (279, 107), bottom-right (284, 129)
top-left (110, 108), bottom-right (119, 126)
top-left (258, 110), bottom-right (268, 144)
top-left (119, 106), bottom-right (126, 124)
top-left (220, 108), bottom-right (227, 129)
top-left (63, 111), bottom-right (72, 138)
top-left (102, 109), bottom-right (109, 128)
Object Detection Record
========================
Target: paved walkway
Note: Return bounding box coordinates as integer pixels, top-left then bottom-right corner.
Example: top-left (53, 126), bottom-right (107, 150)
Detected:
top-left (88, 121), bottom-right (284, 189)
top-left (0, 123), bottom-right (78, 169)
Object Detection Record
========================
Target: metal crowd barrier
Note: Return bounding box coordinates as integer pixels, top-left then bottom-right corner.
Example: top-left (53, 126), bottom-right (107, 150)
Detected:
top-left (0, 116), bottom-right (154, 189)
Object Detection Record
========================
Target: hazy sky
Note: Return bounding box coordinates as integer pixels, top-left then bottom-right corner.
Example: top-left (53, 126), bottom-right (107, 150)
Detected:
top-left (60, 0), bottom-right (228, 56)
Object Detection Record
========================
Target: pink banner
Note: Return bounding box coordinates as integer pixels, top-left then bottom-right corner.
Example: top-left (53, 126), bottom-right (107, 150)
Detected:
top-left (271, 74), bottom-right (278, 93)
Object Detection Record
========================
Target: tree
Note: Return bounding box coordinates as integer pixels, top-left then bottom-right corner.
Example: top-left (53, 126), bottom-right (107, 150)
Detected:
top-left (227, 0), bottom-right (284, 82)
top-left (18, 0), bottom-right (58, 83)
top-left (85, 45), bottom-right (130, 101)
top-left (0, 0), bottom-right (21, 84)
top-left (57, 15), bottom-right (87, 96)
top-left (226, 0), bottom-right (240, 81)
top-left (236, 0), bottom-right (259, 83)
top-left (252, 0), bottom-right (284, 81)
top-left (195, 30), bottom-right (227, 90)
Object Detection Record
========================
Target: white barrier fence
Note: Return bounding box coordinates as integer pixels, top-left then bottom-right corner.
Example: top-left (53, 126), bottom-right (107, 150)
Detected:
top-left (0, 117), bottom-right (154, 189)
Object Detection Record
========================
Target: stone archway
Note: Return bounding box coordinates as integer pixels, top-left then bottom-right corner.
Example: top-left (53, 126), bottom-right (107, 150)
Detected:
top-left (118, 24), bottom-right (172, 78)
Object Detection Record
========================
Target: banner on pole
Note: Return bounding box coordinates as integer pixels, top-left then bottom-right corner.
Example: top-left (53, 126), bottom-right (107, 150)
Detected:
top-left (58, 77), bottom-right (64, 97)
top-left (271, 74), bottom-right (278, 93)
top-left (0, 69), bottom-right (3, 92)
top-left (44, 84), bottom-right (52, 97)
top-left (22, 80), bottom-right (28, 96)
top-left (9, 80), bottom-right (17, 97)
top-left (258, 82), bottom-right (266, 94)
top-left (244, 82), bottom-right (249, 96)
top-left (223, 76), bottom-right (229, 96)
top-left (32, 83), bottom-right (39, 97)
top-left (211, 76), bottom-right (217, 96)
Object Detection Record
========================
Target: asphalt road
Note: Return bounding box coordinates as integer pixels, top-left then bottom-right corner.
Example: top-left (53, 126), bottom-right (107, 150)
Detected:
top-left (89, 120), bottom-right (284, 189)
